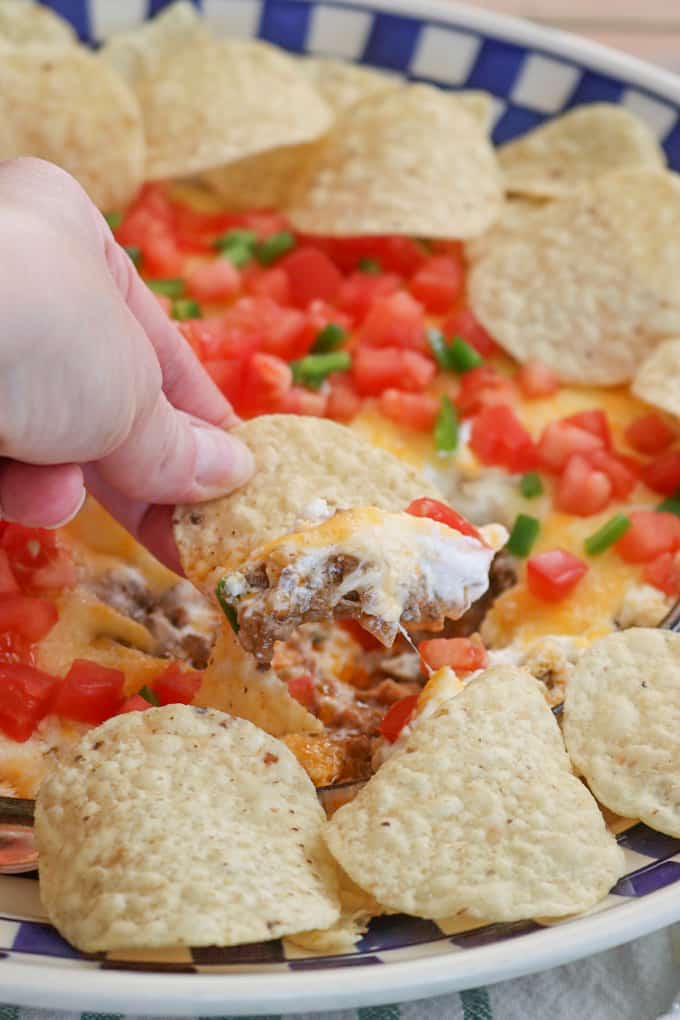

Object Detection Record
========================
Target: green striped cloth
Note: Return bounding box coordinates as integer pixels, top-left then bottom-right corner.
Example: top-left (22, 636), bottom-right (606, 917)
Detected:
top-left (1, 928), bottom-right (678, 1020)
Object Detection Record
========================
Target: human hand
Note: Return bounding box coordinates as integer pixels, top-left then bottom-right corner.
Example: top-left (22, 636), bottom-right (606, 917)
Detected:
top-left (0, 158), bottom-right (253, 571)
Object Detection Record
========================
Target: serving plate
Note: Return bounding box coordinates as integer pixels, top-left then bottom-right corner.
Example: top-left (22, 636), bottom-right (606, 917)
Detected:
top-left (3, 0), bottom-right (680, 1013)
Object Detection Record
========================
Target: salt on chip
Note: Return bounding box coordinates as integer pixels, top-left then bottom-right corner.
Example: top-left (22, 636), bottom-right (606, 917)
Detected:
top-left (468, 169), bottom-right (680, 384)
top-left (136, 37), bottom-right (332, 181)
top-left (632, 338), bottom-right (680, 420)
top-left (0, 44), bottom-right (144, 210)
top-left (195, 625), bottom-right (322, 737)
top-left (0, 0), bottom-right (76, 46)
top-left (563, 628), bottom-right (680, 838)
top-left (325, 666), bottom-right (625, 922)
top-left (99, 0), bottom-right (209, 85)
top-left (35, 705), bottom-right (340, 952)
top-left (287, 83), bottom-right (502, 238)
top-left (174, 414), bottom-right (441, 590)
top-left (499, 104), bottom-right (665, 198)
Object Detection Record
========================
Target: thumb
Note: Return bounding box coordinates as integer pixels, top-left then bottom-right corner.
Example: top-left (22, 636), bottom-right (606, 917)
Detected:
top-left (95, 393), bottom-right (253, 505)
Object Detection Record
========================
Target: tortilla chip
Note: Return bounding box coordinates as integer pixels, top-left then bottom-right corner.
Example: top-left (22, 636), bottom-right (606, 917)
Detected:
top-left (632, 338), bottom-right (680, 420)
top-left (137, 37), bottom-right (331, 180)
top-left (0, 0), bottom-right (76, 46)
top-left (499, 104), bottom-right (665, 198)
top-left (464, 195), bottom-right (548, 262)
top-left (468, 170), bottom-right (680, 384)
top-left (35, 705), bottom-right (340, 951)
top-left (202, 141), bottom-right (318, 212)
top-left (298, 56), bottom-right (396, 113)
top-left (325, 666), bottom-right (625, 921)
top-left (563, 628), bottom-right (680, 838)
top-left (195, 625), bottom-right (322, 737)
top-left (0, 44), bottom-right (144, 210)
top-left (174, 414), bottom-right (440, 590)
top-left (99, 0), bottom-right (209, 85)
top-left (287, 83), bottom-right (502, 238)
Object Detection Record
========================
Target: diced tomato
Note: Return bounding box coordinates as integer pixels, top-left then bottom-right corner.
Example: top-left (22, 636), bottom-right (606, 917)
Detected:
top-left (0, 594), bottom-right (57, 642)
top-left (304, 299), bottom-right (352, 338)
top-left (584, 449), bottom-right (639, 501)
top-left (239, 352), bottom-right (292, 416)
top-left (374, 237), bottom-right (428, 276)
top-left (339, 619), bottom-right (382, 650)
top-left (526, 549), bottom-right (588, 602)
top-left (625, 413), bottom-right (676, 455)
top-left (643, 551), bottom-right (680, 596)
top-left (255, 305), bottom-right (310, 361)
top-left (243, 265), bottom-right (291, 305)
top-left (454, 366), bottom-right (516, 417)
top-left (0, 662), bottom-right (59, 741)
top-left (406, 498), bottom-right (484, 543)
top-left (515, 361), bottom-right (560, 399)
top-left (419, 636), bottom-right (487, 673)
top-left (537, 421), bottom-right (604, 472)
top-left (117, 187), bottom-right (184, 277)
top-left (1, 525), bottom-right (57, 572)
top-left (562, 410), bottom-right (612, 449)
top-left (52, 659), bottom-right (125, 725)
top-left (280, 247), bottom-right (343, 308)
top-left (287, 674), bottom-right (316, 710)
top-left (379, 693), bottom-right (419, 743)
top-left (152, 663), bottom-right (202, 706)
top-left (0, 551), bottom-right (19, 596)
top-left (0, 632), bottom-right (35, 665)
top-left (26, 549), bottom-right (77, 594)
top-left (337, 272), bottom-right (401, 325)
top-left (470, 405), bottom-right (539, 473)
top-left (360, 292), bottom-right (426, 352)
top-left (554, 455), bottom-right (613, 516)
top-left (615, 510), bottom-right (680, 563)
top-left (203, 358), bottom-right (247, 403)
top-left (641, 451), bottom-right (680, 495)
top-left (277, 385), bottom-right (328, 417)
top-left (441, 306), bottom-right (498, 357)
top-left (379, 390), bottom-right (439, 431)
top-left (187, 259), bottom-right (240, 302)
top-left (326, 375), bottom-right (362, 422)
top-left (352, 347), bottom-right (435, 396)
top-left (409, 254), bottom-right (464, 313)
top-left (118, 694), bottom-right (154, 714)
top-left (237, 210), bottom-right (290, 240)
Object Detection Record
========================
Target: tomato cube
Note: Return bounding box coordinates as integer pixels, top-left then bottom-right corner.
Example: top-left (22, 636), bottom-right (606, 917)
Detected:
top-left (118, 694), bottom-right (154, 714)
top-left (554, 455), bottom-right (612, 516)
top-left (406, 498), bottom-right (484, 542)
top-left (187, 259), bottom-right (240, 302)
top-left (277, 385), bottom-right (328, 417)
top-left (515, 361), bottom-right (560, 399)
top-left (641, 451), bottom-right (680, 495)
top-left (643, 551), bottom-right (680, 596)
top-left (625, 413), bottom-right (676, 455)
top-left (243, 265), bottom-right (291, 305)
top-left (337, 272), bottom-right (401, 325)
top-left (52, 659), bottom-right (125, 725)
top-left (281, 247), bottom-right (343, 308)
top-left (378, 693), bottom-right (419, 743)
top-left (153, 663), bottom-right (202, 706)
top-left (0, 551), bottom-right (19, 597)
top-left (409, 254), bottom-right (464, 313)
top-left (585, 449), bottom-right (639, 501)
top-left (441, 306), bottom-right (498, 357)
top-left (360, 291), bottom-right (426, 352)
top-left (0, 594), bottom-right (57, 642)
top-left (0, 662), bottom-right (59, 741)
top-left (419, 636), bottom-right (487, 673)
top-left (454, 366), bottom-right (516, 417)
top-left (526, 549), bottom-right (588, 602)
top-left (379, 390), bottom-right (439, 431)
top-left (562, 410), bottom-right (612, 448)
top-left (287, 674), bottom-right (316, 710)
top-left (615, 510), bottom-right (680, 563)
top-left (537, 421), bottom-right (604, 472)
top-left (326, 376), bottom-right (362, 422)
top-left (352, 347), bottom-right (435, 396)
top-left (470, 405), bottom-right (539, 473)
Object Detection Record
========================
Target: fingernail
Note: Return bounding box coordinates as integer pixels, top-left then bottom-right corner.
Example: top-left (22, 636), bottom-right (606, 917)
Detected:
top-left (193, 424), bottom-right (254, 496)
top-left (46, 485), bottom-right (87, 529)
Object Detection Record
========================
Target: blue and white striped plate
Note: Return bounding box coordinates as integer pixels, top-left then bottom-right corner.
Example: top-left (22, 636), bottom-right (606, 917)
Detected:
top-left (3, 1), bottom-right (679, 1013)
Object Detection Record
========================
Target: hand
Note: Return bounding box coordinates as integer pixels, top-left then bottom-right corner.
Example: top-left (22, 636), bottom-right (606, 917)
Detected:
top-left (0, 158), bottom-right (253, 571)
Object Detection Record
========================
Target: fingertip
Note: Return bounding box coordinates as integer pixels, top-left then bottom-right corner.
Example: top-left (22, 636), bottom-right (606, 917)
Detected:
top-left (0, 462), bottom-right (85, 528)
top-left (190, 423), bottom-right (254, 500)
